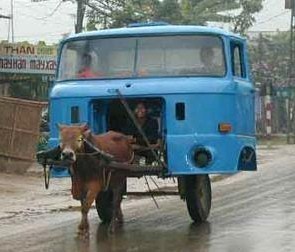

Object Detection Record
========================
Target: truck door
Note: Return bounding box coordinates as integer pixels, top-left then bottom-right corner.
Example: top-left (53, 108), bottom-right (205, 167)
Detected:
top-left (231, 39), bottom-right (255, 136)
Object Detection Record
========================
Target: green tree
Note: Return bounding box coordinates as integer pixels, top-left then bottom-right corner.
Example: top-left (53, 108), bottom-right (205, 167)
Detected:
top-left (155, 0), bottom-right (183, 24)
top-left (180, 0), bottom-right (238, 25)
top-left (180, 0), bottom-right (263, 34)
top-left (231, 0), bottom-right (263, 34)
top-left (8, 74), bottom-right (50, 101)
top-left (85, 0), bottom-right (263, 34)
top-left (249, 32), bottom-right (291, 134)
top-left (249, 32), bottom-right (290, 87)
top-left (86, 0), bottom-right (160, 29)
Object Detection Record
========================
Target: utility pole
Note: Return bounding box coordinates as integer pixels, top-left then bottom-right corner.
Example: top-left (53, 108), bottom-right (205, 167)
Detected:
top-left (75, 0), bottom-right (86, 33)
top-left (0, 14), bottom-right (11, 41)
top-left (286, 0), bottom-right (295, 143)
top-left (10, 0), bottom-right (14, 42)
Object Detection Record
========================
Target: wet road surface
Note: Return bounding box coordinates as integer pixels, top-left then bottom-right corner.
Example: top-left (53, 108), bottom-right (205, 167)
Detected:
top-left (0, 146), bottom-right (295, 252)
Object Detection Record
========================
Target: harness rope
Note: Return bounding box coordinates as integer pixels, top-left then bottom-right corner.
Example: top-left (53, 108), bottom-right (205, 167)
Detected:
top-left (80, 137), bottom-right (135, 164)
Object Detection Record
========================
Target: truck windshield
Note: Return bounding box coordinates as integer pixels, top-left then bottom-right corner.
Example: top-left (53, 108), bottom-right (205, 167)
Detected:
top-left (58, 35), bottom-right (225, 80)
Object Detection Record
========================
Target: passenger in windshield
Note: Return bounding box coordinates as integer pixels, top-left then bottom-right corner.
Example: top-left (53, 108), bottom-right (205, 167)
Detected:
top-left (77, 53), bottom-right (97, 78)
top-left (200, 46), bottom-right (223, 75)
top-left (200, 47), bottom-right (215, 72)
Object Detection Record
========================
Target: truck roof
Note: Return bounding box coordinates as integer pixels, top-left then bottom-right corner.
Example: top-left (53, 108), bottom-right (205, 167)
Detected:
top-left (63, 25), bottom-right (244, 42)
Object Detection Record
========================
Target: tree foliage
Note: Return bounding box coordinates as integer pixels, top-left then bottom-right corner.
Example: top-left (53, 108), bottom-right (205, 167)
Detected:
top-left (7, 74), bottom-right (51, 101)
top-left (231, 0), bottom-right (264, 34)
top-left (180, 0), bottom-right (238, 25)
top-left (249, 32), bottom-right (290, 87)
top-left (84, 0), bottom-right (263, 34)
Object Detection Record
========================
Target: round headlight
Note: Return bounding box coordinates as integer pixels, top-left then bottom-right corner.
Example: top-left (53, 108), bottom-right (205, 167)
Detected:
top-left (193, 148), bottom-right (212, 168)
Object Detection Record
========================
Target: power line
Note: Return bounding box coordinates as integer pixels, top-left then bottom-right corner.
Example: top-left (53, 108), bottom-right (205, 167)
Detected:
top-left (14, 0), bottom-right (65, 20)
top-left (15, 9), bottom-right (70, 25)
top-left (255, 10), bottom-right (290, 26)
top-left (10, 31), bottom-right (72, 38)
top-left (0, 14), bottom-right (11, 19)
top-left (34, 0), bottom-right (64, 20)
top-left (14, 0), bottom-right (45, 8)
top-left (14, 0), bottom-right (59, 8)
top-left (13, 1), bottom-right (75, 21)
top-left (10, 0), bottom-right (74, 24)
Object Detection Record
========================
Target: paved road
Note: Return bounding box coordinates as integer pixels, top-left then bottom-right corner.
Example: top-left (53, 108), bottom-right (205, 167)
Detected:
top-left (0, 146), bottom-right (294, 252)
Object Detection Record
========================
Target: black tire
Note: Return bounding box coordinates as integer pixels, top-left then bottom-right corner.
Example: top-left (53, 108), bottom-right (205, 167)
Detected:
top-left (95, 190), bottom-right (113, 223)
top-left (185, 175), bottom-right (212, 223)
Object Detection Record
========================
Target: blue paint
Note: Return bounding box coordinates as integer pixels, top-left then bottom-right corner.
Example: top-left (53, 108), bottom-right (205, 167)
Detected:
top-left (49, 25), bottom-right (256, 177)
top-left (62, 25), bottom-right (245, 42)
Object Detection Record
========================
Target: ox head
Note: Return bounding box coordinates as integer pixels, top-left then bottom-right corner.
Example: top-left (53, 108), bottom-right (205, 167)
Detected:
top-left (58, 123), bottom-right (90, 162)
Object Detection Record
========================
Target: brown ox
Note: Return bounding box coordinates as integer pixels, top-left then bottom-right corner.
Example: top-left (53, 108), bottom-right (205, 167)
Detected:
top-left (58, 124), bottom-right (133, 235)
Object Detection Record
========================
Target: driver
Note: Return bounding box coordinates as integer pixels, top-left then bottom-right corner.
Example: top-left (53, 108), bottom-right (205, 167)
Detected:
top-left (77, 53), bottom-right (97, 78)
top-left (123, 102), bottom-right (161, 164)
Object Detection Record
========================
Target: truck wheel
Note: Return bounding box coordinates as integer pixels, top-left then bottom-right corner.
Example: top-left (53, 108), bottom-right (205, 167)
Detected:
top-left (185, 175), bottom-right (211, 223)
top-left (95, 190), bottom-right (113, 223)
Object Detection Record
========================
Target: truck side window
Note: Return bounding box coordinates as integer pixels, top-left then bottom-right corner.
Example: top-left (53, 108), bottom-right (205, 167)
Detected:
top-left (231, 43), bottom-right (245, 78)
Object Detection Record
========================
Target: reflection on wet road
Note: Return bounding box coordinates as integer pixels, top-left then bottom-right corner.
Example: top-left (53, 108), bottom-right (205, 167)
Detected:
top-left (1, 153), bottom-right (295, 252)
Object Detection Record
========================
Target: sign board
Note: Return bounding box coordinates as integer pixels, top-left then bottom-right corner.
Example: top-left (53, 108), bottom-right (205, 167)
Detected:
top-left (0, 42), bottom-right (57, 75)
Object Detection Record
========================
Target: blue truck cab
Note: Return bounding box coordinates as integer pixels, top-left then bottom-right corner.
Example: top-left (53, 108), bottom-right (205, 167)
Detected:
top-left (49, 24), bottom-right (256, 177)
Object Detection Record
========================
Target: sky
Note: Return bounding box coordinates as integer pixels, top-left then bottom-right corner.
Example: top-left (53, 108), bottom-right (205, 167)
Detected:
top-left (0, 0), bottom-right (292, 45)
top-left (0, 0), bottom-right (76, 44)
